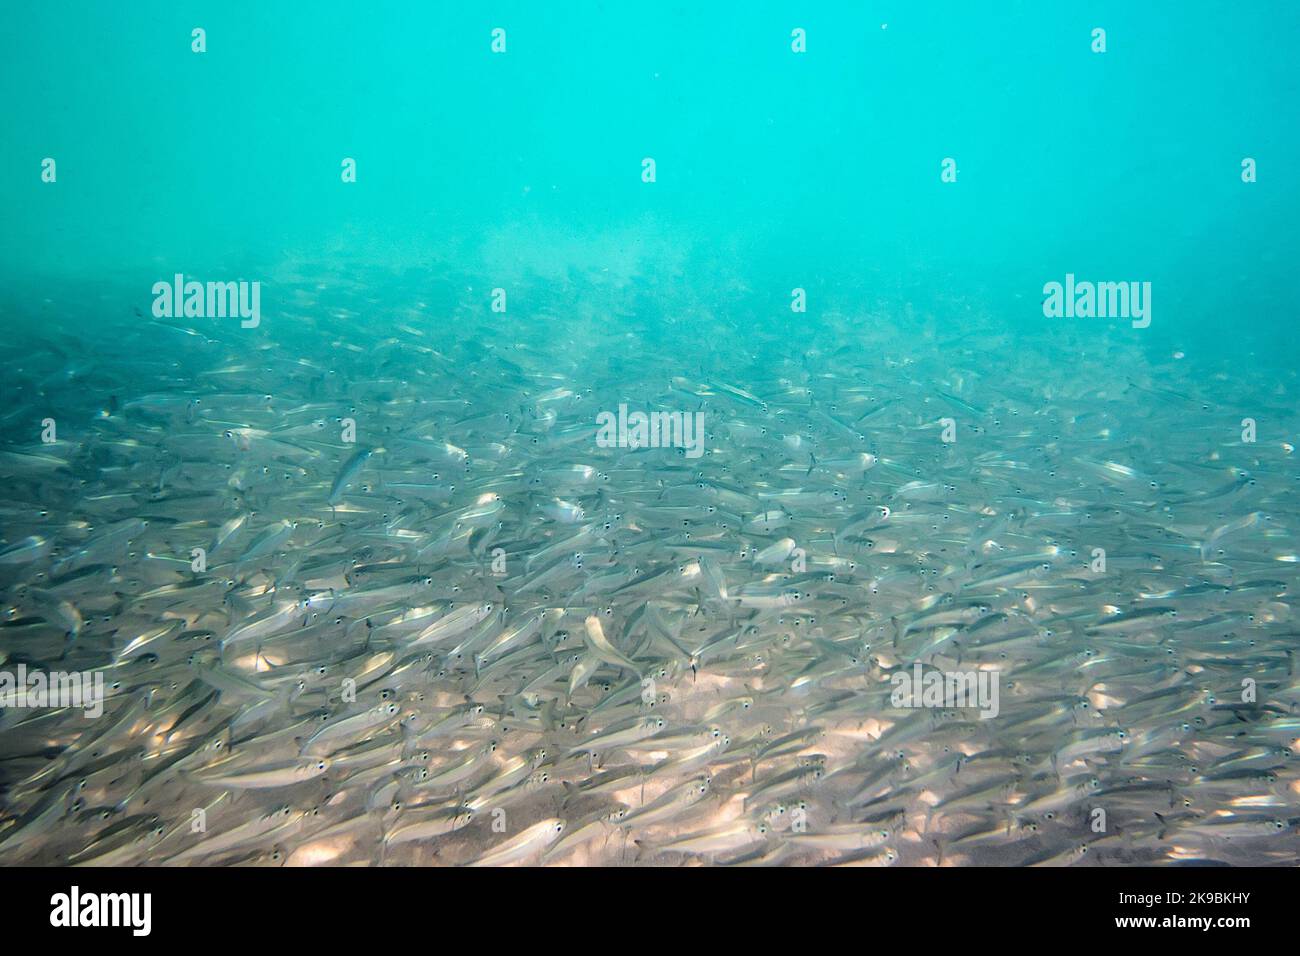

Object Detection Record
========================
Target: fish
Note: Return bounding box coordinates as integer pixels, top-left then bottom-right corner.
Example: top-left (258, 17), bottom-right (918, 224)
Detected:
top-left (465, 818), bottom-right (566, 866)
top-left (190, 758), bottom-right (331, 789)
top-left (329, 446), bottom-right (377, 505)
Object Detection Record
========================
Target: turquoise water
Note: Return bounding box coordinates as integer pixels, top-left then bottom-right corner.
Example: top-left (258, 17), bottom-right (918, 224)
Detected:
top-left (4, 3), bottom-right (1298, 353)
top-left (1, 4), bottom-right (1298, 866)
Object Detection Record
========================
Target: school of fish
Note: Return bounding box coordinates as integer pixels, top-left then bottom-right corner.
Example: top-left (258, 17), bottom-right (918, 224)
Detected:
top-left (1, 269), bottom-right (1298, 866)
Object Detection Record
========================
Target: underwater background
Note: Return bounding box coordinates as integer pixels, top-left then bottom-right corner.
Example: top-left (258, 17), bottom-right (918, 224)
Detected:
top-left (4, 2), bottom-right (1300, 351)
top-left (0, 2), bottom-right (1298, 866)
